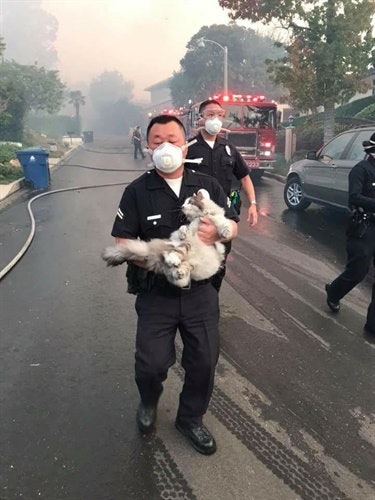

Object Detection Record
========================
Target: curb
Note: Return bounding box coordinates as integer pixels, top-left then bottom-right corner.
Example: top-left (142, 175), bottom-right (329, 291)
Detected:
top-left (0, 178), bottom-right (26, 201)
top-left (0, 146), bottom-right (77, 202)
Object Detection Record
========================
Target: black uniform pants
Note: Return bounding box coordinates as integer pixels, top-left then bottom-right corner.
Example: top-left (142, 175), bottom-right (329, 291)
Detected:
top-left (327, 223), bottom-right (375, 328)
top-left (134, 142), bottom-right (145, 159)
top-left (134, 282), bottom-right (219, 423)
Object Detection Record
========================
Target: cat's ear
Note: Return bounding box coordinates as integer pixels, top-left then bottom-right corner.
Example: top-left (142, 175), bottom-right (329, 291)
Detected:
top-left (196, 191), bottom-right (204, 202)
top-left (197, 188), bottom-right (210, 200)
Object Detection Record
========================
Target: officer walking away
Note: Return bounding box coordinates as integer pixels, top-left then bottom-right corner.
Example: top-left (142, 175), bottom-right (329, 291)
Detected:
top-left (132, 125), bottom-right (146, 159)
top-left (110, 114), bottom-right (239, 455)
top-left (185, 99), bottom-right (258, 290)
top-left (325, 133), bottom-right (375, 336)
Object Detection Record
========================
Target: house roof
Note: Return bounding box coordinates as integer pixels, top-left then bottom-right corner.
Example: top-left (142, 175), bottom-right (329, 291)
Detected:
top-left (144, 78), bottom-right (172, 92)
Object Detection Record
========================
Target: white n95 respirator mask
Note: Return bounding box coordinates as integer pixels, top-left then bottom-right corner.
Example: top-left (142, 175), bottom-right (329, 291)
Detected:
top-left (152, 142), bottom-right (183, 173)
top-left (204, 117), bottom-right (222, 135)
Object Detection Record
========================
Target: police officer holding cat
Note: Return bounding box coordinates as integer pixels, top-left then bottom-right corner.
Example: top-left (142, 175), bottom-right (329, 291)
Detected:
top-left (110, 114), bottom-right (239, 455)
top-left (185, 99), bottom-right (258, 290)
top-left (325, 133), bottom-right (375, 336)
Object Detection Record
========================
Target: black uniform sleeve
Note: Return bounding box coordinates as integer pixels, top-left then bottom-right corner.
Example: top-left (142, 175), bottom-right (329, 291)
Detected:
top-left (232, 146), bottom-right (250, 180)
top-left (111, 185), bottom-right (140, 238)
top-left (348, 161), bottom-right (375, 212)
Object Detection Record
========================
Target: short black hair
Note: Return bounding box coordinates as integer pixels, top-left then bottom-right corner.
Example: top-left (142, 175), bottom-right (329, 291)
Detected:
top-left (146, 114), bottom-right (186, 140)
top-left (198, 99), bottom-right (223, 115)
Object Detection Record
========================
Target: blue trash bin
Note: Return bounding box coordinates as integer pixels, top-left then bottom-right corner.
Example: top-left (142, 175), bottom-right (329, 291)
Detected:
top-left (16, 147), bottom-right (50, 189)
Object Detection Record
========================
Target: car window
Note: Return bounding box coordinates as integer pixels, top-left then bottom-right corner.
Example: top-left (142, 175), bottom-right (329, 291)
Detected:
top-left (318, 132), bottom-right (356, 161)
top-left (345, 130), bottom-right (375, 161)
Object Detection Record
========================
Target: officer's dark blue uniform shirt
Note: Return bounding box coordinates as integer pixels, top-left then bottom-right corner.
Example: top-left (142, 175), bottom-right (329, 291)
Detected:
top-left (185, 132), bottom-right (249, 196)
top-left (111, 167), bottom-right (239, 240)
top-left (348, 155), bottom-right (375, 212)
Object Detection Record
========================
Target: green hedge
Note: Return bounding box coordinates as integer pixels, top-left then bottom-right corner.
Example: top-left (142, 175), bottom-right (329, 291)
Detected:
top-left (335, 95), bottom-right (375, 117)
top-left (356, 103), bottom-right (375, 121)
top-left (0, 143), bottom-right (19, 163)
top-left (0, 164), bottom-right (23, 184)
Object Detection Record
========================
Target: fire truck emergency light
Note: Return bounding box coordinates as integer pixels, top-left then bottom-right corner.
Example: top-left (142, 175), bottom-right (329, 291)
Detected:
top-left (212, 94), bottom-right (267, 103)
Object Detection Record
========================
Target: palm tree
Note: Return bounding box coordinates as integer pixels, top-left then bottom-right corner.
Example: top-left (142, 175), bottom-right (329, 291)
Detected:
top-left (68, 90), bottom-right (85, 135)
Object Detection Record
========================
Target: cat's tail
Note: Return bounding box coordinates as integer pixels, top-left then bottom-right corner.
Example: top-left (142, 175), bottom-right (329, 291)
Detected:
top-left (102, 240), bottom-right (151, 267)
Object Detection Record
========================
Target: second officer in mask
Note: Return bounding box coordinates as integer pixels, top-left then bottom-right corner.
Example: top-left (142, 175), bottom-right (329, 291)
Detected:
top-left (185, 99), bottom-right (258, 291)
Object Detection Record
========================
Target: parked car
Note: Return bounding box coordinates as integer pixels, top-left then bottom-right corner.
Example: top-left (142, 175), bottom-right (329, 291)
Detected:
top-left (284, 126), bottom-right (375, 211)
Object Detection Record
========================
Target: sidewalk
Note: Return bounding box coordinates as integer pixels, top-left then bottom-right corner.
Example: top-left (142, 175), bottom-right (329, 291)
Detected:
top-left (0, 147), bottom-right (77, 203)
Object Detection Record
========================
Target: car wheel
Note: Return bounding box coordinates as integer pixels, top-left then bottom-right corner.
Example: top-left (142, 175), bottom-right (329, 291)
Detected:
top-left (284, 177), bottom-right (311, 211)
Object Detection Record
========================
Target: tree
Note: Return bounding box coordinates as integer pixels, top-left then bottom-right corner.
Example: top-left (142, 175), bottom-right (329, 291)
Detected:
top-left (0, 61), bottom-right (65, 141)
top-left (68, 90), bottom-right (86, 135)
top-left (0, 62), bottom-right (65, 113)
top-left (218, 0), bottom-right (375, 143)
top-left (0, 37), bottom-right (10, 118)
top-left (170, 24), bottom-right (285, 107)
top-left (1, 0), bottom-right (58, 68)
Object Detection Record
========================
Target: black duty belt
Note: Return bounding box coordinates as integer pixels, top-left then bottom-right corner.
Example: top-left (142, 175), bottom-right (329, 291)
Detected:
top-left (153, 274), bottom-right (211, 292)
top-left (351, 211), bottom-right (375, 223)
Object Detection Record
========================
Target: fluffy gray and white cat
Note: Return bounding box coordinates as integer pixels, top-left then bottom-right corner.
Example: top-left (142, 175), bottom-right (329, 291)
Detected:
top-left (102, 191), bottom-right (233, 288)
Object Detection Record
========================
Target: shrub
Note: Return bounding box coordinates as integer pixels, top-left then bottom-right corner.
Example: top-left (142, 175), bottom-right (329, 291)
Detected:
top-left (0, 143), bottom-right (19, 164)
top-left (0, 164), bottom-right (23, 184)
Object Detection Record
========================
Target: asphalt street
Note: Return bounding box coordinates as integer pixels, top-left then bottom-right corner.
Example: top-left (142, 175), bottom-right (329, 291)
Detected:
top-left (0, 138), bottom-right (374, 500)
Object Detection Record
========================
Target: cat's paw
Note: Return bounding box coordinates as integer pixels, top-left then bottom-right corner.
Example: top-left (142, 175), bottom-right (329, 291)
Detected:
top-left (163, 250), bottom-right (181, 268)
top-left (176, 261), bottom-right (190, 279)
top-left (219, 224), bottom-right (232, 240)
top-left (178, 225), bottom-right (188, 240)
top-left (171, 261), bottom-right (191, 287)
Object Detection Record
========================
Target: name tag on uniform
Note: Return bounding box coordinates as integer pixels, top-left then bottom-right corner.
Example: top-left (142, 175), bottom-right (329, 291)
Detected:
top-left (147, 214), bottom-right (161, 221)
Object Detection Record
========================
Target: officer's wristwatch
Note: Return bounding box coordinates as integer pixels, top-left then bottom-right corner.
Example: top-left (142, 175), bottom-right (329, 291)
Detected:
top-left (250, 200), bottom-right (257, 205)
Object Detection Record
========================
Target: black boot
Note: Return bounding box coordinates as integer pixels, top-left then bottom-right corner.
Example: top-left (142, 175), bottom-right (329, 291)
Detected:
top-left (364, 323), bottom-right (375, 335)
top-left (325, 284), bottom-right (340, 312)
top-left (175, 419), bottom-right (217, 455)
top-left (136, 402), bottom-right (157, 434)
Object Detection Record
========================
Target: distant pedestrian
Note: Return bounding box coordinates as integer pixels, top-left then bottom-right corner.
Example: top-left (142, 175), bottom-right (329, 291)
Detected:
top-left (325, 133), bottom-right (375, 336)
top-left (132, 126), bottom-right (145, 159)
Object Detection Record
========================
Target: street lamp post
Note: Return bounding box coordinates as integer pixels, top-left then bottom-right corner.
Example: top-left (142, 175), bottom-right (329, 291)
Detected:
top-left (199, 38), bottom-right (228, 95)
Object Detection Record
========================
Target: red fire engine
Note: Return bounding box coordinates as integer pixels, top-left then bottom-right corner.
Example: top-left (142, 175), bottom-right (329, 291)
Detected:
top-left (184, 93), bottom-right (280, 179)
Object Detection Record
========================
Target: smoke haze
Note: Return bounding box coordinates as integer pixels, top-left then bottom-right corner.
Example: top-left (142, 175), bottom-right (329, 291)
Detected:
top-left (1, 0), bottom-right (232, 103)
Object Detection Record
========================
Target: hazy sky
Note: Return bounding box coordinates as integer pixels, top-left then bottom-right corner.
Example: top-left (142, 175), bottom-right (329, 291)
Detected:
top-left (40, 0), bottom-right (234, 102)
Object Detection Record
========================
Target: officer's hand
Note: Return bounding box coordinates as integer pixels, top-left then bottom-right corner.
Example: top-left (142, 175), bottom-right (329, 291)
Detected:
top-left (198, 217), bottom-right (218, 245)
top-left (247, 204), bottom-right (258, 227)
